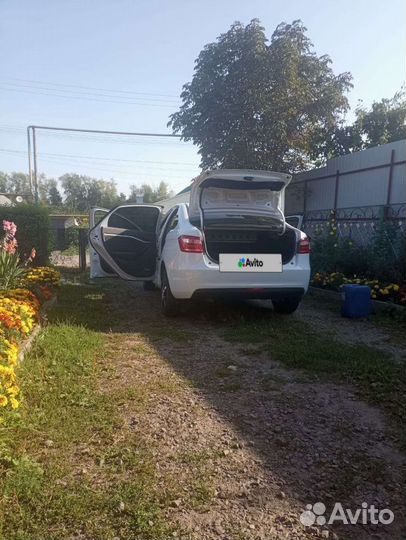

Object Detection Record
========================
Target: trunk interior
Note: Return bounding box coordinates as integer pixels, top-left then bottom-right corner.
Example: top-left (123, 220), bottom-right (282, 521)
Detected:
top-left (204, 227), bottom-right (297, 265)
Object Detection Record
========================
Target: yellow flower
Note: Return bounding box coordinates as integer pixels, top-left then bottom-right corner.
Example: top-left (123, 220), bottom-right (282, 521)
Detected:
top-left (6, 385), bottom-right (19, 397)
top-left (0, 394), bottom-right (8, 407)
top-left (9, 397), bottom-right (19, 409)
top-left (0, 365), bottom-right (15, 379)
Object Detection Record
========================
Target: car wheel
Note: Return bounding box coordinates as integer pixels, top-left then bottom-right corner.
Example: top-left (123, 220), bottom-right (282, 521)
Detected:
top-left (161, 268), bottom-right (182, 317)
top-left (272, 297), bottom-right (301, 314)
top-left (143, 280), bottom-right (155, 291)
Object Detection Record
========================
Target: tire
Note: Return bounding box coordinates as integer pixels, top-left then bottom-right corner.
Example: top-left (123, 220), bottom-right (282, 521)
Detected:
top-left (272, 296), bottom-right (301, 314)
top-left (143, 280), bottom-right (155, 291)
top-left (161, 267), bottom-right (182, 317)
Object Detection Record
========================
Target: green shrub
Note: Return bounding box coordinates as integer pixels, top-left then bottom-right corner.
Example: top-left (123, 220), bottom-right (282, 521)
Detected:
top-left (0, 251), bottom-right (27, 289)
top-left (0, 205), bottom-right (50, 265)
top-left (367, 220), bottom-right (405, 282)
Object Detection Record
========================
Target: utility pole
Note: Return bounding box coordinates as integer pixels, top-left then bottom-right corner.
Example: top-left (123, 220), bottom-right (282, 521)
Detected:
top-left (27, 125), bottom-right (182, 204)
top-left (27, 126), bottom-right (33, 196)
top-left (32, 127), bottom-right (39, 204)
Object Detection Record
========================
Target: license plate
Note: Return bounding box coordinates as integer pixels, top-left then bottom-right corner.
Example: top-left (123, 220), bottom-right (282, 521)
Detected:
top-left (219, 254), bottom-right (282, 272)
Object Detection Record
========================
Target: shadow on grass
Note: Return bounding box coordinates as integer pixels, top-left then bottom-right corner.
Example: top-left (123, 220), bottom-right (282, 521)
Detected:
top-left (51, 280), bottom-right (406, 424)
top-left (46, 279), bottom-right (406, 539)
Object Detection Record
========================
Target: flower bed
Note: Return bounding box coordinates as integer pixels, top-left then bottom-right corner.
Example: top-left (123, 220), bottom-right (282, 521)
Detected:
top-left (0, 267), bottom-right (61, 420)
top-left (311, 272), bottom-right (406, 305)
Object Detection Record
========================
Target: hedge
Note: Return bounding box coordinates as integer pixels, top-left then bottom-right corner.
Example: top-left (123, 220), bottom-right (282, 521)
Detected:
top-left (0, 205), bottom-right (50, 265)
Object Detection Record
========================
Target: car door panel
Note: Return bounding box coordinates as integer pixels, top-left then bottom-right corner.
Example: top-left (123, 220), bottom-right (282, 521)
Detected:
top-left (102, 227), bottom-right (156, 277)
top-left (89, 205), bottom-right (161, 281)
top-left (89, 207), bottom-right (116, 278)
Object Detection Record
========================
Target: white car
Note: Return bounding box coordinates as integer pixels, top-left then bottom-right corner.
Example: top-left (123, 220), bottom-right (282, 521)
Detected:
top-left (89, 169), bottom-right (311, 316)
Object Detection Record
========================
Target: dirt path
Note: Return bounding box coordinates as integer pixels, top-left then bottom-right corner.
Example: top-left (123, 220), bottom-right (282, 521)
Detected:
top-left (92, 281), bottom-right (405, 540)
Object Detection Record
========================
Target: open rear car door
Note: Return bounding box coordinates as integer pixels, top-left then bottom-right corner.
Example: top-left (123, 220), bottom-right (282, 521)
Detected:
top-left (89, 204), bottom-right (161, 280)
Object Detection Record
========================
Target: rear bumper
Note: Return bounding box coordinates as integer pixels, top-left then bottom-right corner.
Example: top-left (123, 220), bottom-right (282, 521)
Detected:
top-left (167, 253), bottom-right (310, 299)
top-left (191, 287), bottom-right (305, 300)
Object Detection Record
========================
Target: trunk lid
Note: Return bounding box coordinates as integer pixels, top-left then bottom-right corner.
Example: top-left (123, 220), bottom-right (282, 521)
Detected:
top-left (189, 169), bottom-right (291, 230)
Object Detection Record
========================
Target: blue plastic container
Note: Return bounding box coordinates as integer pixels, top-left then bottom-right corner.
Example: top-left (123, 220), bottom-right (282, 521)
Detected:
top-left (341, 284), bottom-right (371, 318)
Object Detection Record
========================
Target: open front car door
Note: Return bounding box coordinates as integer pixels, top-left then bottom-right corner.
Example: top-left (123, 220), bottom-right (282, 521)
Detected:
top-left (89, 204), bottom-right (161, 281)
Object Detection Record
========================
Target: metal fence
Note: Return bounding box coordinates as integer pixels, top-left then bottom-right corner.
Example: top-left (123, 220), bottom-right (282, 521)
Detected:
top-left (285, 139), bottom-right (406, 214)
top-left (285, 140), bottom-right (406, 254)
top-left (301, 203), bottom-right (405, 259)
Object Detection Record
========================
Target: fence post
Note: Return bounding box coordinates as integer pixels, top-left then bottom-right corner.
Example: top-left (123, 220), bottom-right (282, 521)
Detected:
top-left (303, 180), bottom-right (308, 214)
top-left (333, 169), bottom-right (340, 210)
top-left (385, 148), bottom-right (396, 220)
top-left (78, 229), bottom-right (87, 272)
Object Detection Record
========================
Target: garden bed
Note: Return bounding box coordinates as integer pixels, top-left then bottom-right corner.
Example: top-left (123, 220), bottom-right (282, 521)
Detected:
top-left (311, 271), bottom-right (405, 306)
top-left (17, 296), bottom-right (58, 362)
top-left (0, 267), bottom-right (61, 420)
top-left (309, 285), bottom-right (405, 313)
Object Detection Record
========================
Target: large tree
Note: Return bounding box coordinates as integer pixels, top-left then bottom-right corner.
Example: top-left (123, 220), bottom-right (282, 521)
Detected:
top-left (169, 19), bottom-right (352, 172)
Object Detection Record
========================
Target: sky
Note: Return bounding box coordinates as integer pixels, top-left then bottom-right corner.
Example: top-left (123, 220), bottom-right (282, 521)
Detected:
top-left (1, 0), bottom-right (405, 195)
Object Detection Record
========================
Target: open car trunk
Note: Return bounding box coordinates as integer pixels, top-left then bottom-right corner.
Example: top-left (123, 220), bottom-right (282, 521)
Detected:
top-left (204, 226), bottom-right (297, 265)
top-left (189, 169), bottom-right (296, 265)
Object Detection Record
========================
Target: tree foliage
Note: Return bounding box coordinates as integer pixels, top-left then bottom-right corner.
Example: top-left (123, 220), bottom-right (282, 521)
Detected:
top-left (0, 172), bottom-right (32, 194)
top-left (0, 171), bottom-right (172, 210)
top-left (169, 19), bottom-right (352, 172)
top-left (321, 89), bottom-right (406, 159)
top-left (356, 90), bottom-right (406, 147)
top-left (128, 181), bottom-right (172, 203)
top-left (39, 178), bottom-right (63, 206)
top-left (60, 174), bottom-right (124, 211)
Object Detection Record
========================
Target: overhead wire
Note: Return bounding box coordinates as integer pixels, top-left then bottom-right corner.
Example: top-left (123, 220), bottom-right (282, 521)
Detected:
top-left (0, 147), bottom-right (197, 168)
top-left (0, 85), bottom-right (178, 108)
top-left (0, 76), bottom-right (180, 99)
top-left (0, 148), bottom-right (196, 180)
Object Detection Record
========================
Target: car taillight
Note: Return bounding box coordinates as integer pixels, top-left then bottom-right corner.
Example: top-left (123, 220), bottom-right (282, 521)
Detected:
top-left (178, 235), bottom-right (204, 253)
top-left (299, 237), bottom-right (311, 254)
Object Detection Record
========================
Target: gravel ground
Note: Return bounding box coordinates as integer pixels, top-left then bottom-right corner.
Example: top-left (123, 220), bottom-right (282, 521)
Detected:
top-left (294, 294), bottom-right (406, 361)
top-left (94, 282), bottom-right (405, 540)
top-left (50, 251), bottom-right (80, 268)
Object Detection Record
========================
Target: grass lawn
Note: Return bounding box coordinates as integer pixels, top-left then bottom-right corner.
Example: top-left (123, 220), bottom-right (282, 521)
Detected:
top-left (0, 282), bottom-right (173, 540)
top-left (1, 279), bottom-right (404, 539)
